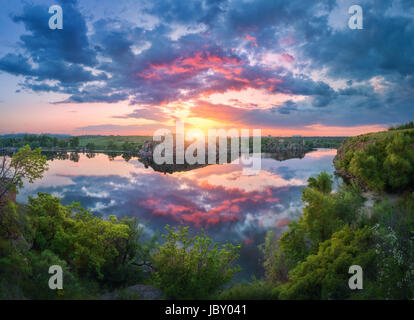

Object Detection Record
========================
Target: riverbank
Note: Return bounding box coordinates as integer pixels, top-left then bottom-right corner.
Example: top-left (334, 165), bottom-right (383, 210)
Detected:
top-left (1, 135), bottom-right (346, 155)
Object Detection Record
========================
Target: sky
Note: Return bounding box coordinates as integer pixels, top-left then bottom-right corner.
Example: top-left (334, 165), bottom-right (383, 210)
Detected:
top-left (0, 0), bottom-right (413, 136)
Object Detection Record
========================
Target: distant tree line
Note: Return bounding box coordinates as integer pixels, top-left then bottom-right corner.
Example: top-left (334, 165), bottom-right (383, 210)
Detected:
top-left (0, 135), bottom-right (79, 149)
top-left (0, 135), bottom-right (140, 152)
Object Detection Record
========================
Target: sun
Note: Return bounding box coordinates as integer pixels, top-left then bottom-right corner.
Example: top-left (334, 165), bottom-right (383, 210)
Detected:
top-left (185, 130), bottom-right (204, 141)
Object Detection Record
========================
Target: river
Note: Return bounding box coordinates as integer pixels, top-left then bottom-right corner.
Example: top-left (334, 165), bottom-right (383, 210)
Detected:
top-left (17, 148), bottom-right (337, 280)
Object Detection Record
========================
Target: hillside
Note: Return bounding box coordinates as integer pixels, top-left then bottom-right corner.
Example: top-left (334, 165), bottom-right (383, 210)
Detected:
top-left (334, 128), bottom-right (414, 193)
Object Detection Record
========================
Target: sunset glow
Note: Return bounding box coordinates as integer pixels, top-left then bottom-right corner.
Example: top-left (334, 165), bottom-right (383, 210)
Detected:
top-left (0, 0), bottom-right (411, 136)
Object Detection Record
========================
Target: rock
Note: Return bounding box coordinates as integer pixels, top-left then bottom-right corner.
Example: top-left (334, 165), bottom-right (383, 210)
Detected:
top-left (101, 284), bottom-right (164, 300)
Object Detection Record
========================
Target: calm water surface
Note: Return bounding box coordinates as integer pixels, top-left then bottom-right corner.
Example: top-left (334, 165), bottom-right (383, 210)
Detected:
top-left (18, 148), bottom-right (337, 280)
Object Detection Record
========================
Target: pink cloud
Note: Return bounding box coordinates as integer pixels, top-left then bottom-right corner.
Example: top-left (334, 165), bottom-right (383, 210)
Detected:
top-left (138, 51), bottom-right (244, 80)
top-left (280, 53), bottom-right (294, 63)
top-left (139, 181), bottom-right (281, 228)
top-left (245, 34), bottom-right (258, 48)
top-left (280, 37), bottom-right (295, 45)
top-left (276, 217), bottom-right (290, 227)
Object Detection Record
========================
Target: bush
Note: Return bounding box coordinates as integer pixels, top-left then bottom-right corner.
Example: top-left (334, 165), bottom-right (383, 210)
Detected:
top-left (336, 130), bottom-right (414, 193)
top-left (278, 226), bottom-right (377, 300)
top-left (0, 194), bottom-right (153, 299)
top-left (152, 225), bottom-right (240, 299)
top-left (389, 121), bottom-right (414, 131)
top-left (262, 173), bottom-right (365, 289)
top-left (217, 280), bottom-right (278, 300)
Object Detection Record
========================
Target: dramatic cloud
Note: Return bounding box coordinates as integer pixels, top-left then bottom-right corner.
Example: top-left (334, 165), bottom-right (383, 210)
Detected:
top-left (0, 0), bottom-right (102, 93)
top-left (0, 0), bottom-right (413, 130)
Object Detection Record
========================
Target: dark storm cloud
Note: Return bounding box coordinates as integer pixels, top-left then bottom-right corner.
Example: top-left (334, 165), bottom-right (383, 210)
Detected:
top-left (12, 0), bottom-right (96, 66)
top-left (0, 0), bottom-right (100, 88)
top-left (301, 3), bottom-right (414, 81)
top-left (273, 101), bottom-right (298, 115)
top-left (143, 0), bottom-right (225, 25)
top-left (0, 0), bottom-right (338, 107)
top-left (0, 52), bottom-right (103, 84)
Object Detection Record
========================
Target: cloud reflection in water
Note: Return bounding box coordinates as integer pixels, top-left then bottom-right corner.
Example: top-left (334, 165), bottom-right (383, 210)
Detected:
top-left (18, 149), bottom-right (336, 279)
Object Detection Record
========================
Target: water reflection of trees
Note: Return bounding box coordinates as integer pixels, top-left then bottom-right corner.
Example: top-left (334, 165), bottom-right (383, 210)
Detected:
top-left (41, 151), bottom-right (135, 163)
top-left (122, 153), bottom-right (132, 162)
top-left (140, 149), bottom-right (309, 174)
top-left (69, 152), bottom-right (80, 162)
top-left (44, 151), bottom-right (69, 161)
top-left (39, 149), bottom-right (310, 173)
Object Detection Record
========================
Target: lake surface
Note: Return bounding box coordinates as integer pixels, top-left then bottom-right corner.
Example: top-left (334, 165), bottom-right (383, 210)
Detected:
top-left (18, 148), bottom-right (337, 280)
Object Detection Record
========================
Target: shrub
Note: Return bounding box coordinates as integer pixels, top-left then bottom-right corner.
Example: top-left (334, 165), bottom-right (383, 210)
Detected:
top-left (152, 225), bottom-right (240, 299)
top-left (217, 280), bottom-right (278, 300)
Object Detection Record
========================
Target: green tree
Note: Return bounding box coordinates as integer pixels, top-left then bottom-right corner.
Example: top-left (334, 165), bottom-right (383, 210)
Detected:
top-left (217, 280), bottom-right (278, 300)
top-left (122, 141), bottom-right (134, 151)
top-left (336, 129), bottom-right (414, 192)
top-left (58, 139), bottom-right (68, 148)
top-left (107, 140), bottom-right (117, 150)
top-left (307, 171), bottom-right (332, 194)
top-left (0, 145), bottom-right (48, 203)
top-left (0, 193), bottom-right (153, 299)
top-left (278, 226), bottom-right (377, 300)
top-left (262, 173), bottom-right (364, 286)
top-left (69, 137), bottom-right (80, 149)
top-left (86, 142), bottom-right (96, 151)
top-left (152, 225), bottom-right (240, 299)
top-left (28, 193), bottom-right (144, 282)
top-left (52, 137), bottom-right (59, 148)
top-left (370, 196), bottom-right (414, 299)
top-left (389, 121), bottom-right (414, 131)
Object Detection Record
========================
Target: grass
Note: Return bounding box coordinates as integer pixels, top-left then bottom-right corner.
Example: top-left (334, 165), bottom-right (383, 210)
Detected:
top-left (78, 135), bottom-right (152, 150)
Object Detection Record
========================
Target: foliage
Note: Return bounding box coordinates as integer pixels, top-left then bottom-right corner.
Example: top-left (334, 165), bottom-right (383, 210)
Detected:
top-left (0, 145), bottom-right (48, 202)
top-left (0, 135), bottom-right (66, 149)
top-left (278, 226), bottom-right (377, 300)
top-left (3, 127), bottom-right (414, 300)
top-left (28, 193), bottom-right (146, 283)
top-left (217, 280), bottom-right (278, 300)
top-left (122, 141), bottom-right (136, 151)
top-left (261, 230), bottom-right (292, 284)
top-left (263, 172), bottom-right (365, 290)
top-left (69, 137), bottom-right (80, 149)
top-left (0, 201), bottom-right (32, 241)
top-left (307, 171), bottom-right (332, 194)
top-left (389, 121), bottom-right (414, 131)
top-left (85, 142), bottom-right (96, 150)
top-left (0, 135), bottom-right (150, 152)
top-left (262, 166), bottom-right (414, 300)
top-left (369, 195), bottom-right (414, 299)
top-left (260, 137), bottom-right (346, 151)
top-left (0, 193), bottom-right (241, 300)
top-left (0, 193), bottom-right (152, 299)
top-left (335, 129), bottom-right (414, 192)
top-left (107, 140), bottom-right (118, 150)
top-left (152, 225), bottom-right (240, 299)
